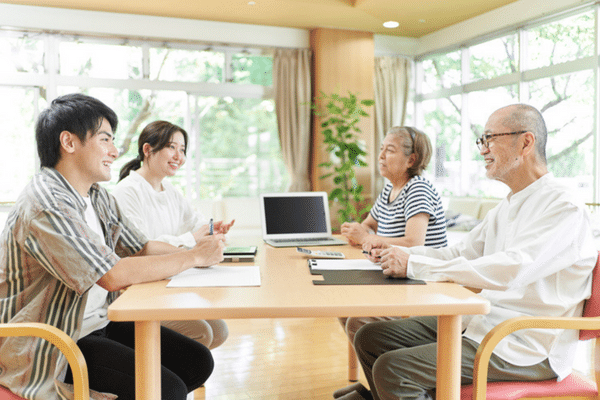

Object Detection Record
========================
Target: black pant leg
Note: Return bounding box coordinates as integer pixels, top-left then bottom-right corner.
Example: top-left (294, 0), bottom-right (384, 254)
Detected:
top-left (67, 329), bottom-right (188, 400)
top-left (105, 321), bottom-right (214, 392)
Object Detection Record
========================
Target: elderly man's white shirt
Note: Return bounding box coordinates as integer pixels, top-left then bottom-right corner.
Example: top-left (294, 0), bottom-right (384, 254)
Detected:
top-left (404, 173), bottom-right (597, 380)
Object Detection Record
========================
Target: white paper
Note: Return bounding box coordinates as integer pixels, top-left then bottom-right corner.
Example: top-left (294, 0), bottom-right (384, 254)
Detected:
top-left (309, 259), bottom-right (382, 271)
top-left (167, 266), bottom-right (261, 288)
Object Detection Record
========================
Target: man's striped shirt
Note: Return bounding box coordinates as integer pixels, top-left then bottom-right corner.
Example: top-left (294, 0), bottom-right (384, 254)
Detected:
top-left (0, 168), bottom-right (147, 400)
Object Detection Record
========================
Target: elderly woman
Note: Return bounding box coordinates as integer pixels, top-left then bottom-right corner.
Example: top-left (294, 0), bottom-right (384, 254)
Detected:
top-left (341, 126), bottom-right (447, 248)
top-left (337, 127), bottom-right (447, 398)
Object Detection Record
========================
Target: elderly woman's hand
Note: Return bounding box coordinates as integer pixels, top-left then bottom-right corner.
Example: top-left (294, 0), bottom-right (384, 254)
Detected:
top-left (341, 222), bottom-right (369, 246)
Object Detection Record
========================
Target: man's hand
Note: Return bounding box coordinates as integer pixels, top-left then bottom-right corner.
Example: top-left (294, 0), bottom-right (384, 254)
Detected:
top-left (380, 247), bottom-right (409, 278)
top-left (362, 239), bottom-right (390, 263)
top-left (341, 222), bottom-right (369, 246)
top-left (192, 234), bottom-right (225, 267)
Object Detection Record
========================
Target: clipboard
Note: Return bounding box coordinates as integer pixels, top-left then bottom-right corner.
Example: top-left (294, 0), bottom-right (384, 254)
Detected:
top-left (308, 259), bottom-right (425, 285)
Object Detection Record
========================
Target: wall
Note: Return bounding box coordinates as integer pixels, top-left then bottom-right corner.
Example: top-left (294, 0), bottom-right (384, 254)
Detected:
top-left (309, 28), bottom-right (375, 207)
top-left (0, 3), bottom-right (310, 49)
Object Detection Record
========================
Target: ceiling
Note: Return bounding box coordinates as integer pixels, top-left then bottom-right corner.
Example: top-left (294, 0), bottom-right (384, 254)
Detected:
top-left (1, 0), bottom-right (519, 38)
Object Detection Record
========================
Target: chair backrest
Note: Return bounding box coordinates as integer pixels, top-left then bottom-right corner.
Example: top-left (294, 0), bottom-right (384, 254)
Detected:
top-left (579, 251), bottom-right (600, 341)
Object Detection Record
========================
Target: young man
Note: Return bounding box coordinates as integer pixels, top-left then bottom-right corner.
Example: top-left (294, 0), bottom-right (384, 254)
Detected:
top-left (334, 104), bottom-right (598, 400)
top-left (0, 93), bottom-right (224, 400)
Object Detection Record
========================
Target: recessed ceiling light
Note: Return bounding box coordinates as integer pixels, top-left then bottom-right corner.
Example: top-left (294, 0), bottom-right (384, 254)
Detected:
top-left (383, 21), bottom-right (400, 29)
top-left (248, 1), bottom-right (256, 5)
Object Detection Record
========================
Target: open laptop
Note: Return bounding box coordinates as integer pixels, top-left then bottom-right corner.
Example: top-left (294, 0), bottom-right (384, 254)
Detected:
top-left (260, 192), bottom-right (347, 247)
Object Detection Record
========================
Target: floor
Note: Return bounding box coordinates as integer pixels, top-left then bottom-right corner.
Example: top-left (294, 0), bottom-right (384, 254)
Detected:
top-left (193, 318), bottom-right (365, 400)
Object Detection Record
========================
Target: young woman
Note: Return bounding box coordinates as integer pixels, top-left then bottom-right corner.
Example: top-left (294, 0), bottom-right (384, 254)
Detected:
top-left (112, 120), bottom-right (233, 349)
top-left (337, 127), bottom-right (447, 386)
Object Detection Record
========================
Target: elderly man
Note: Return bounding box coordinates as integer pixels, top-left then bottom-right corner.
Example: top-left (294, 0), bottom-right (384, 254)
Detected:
top-left (334, 104), bottom-right (597, 400)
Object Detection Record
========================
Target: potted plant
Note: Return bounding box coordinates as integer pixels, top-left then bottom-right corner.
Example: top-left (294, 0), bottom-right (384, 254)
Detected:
top-left (311, 91), bottom-right (375, 225)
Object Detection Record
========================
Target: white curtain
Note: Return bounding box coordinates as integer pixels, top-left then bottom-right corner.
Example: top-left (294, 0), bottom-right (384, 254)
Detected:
top-left (273, 48), bottom-right (312, 192)
top-left (373, 56), bottom-right (412, 195)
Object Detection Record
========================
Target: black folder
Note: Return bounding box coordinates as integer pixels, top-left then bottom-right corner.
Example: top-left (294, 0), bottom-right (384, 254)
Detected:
top-left (308, 259), bottom-right (425, 285)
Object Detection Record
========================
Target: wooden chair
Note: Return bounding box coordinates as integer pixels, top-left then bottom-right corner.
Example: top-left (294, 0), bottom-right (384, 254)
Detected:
top-left (461, 251), bottom-right (600, 400)
top-left (0, 323), bottom-right (89, 400)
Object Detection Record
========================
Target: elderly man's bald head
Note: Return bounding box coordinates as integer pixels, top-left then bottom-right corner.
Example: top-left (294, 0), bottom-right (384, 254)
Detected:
top-left (492, 104), bottom-right (547, 164)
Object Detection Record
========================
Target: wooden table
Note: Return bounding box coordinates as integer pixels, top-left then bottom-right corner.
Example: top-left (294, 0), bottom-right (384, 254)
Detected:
top-left (107, 238), bottom-right (490, 400)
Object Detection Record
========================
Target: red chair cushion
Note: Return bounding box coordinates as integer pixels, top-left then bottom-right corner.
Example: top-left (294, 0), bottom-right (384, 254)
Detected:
top-left (0, 385), bottom-right (26, 400)
top-left (460, 372), bottom-right (597, 400)
top-left (580, 251), bottom-right (600, 340)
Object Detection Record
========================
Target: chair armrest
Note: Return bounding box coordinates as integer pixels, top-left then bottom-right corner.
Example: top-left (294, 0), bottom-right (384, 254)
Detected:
top-left (0, 323), bottom-right (89, 400)
top-left (473, 316), bottom-right (600, 400)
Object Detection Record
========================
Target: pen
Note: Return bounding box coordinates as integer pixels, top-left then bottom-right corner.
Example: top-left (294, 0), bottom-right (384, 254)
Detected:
top-left (363, 250), bottom-right (381, 258)
top-left (209, 218), bottom-right (214, 235)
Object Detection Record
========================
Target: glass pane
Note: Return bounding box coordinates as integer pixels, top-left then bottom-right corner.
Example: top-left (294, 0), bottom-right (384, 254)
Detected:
top-left (528, 71), bottom-right (594, 201)
top-left (527, 10), bottom-right (594, 69)
top-left (0, 31), bottom-right (44, 74)
top-left (57, 87), bottom-right (188, 192)
top-left (468, 85), bottom-right (518, 198)
top-left (469, 34), bottom-right (518, 82)
top-left (422, 96), bottom-right (461, 196)
top-left (191, 96), bottom-right (288, 198)
top-left (149, 48), bottom-right (223, 83)
top-left (231, 53), bottom-right (273, 86)
top-left (0, 86), bottom-right (43, 202)
top-left (420, 50), bottom-right (461, 94)
top-left (59, 39), bottom-right (142, 79)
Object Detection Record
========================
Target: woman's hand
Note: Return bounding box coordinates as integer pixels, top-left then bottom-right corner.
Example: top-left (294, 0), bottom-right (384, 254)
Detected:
top-left (192, 225), bottom-right (210, 242)
top-left (341, 222), bottom-right (369, 246)
top-left (192, 219), bottom-right (236, 242)
top-left (214, 219), bottom-right (235, 235)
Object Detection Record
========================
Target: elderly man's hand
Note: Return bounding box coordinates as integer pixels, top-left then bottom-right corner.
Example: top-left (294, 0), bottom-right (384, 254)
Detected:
top-left (362, 238), bottom-right (388, 263)
top-left (379, 247), bottom-right (410, 278)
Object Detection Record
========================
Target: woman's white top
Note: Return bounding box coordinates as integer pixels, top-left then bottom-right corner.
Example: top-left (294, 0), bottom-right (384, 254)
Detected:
top-left (112, 170), bottom-right (207, 248)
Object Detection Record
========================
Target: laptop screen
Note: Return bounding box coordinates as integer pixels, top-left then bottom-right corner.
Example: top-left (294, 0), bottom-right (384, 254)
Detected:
top-left (263, 195), bottom-right (328, 235)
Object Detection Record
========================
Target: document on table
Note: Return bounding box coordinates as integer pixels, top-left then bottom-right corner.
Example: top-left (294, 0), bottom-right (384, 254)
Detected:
top-left (167, 266), bottom-right (261, 288)
top-left (308, 259), bottom-right (382, 271)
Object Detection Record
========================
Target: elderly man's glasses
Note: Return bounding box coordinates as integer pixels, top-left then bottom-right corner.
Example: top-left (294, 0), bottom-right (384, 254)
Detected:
top-left (476, 130), bottom-right (527, 150)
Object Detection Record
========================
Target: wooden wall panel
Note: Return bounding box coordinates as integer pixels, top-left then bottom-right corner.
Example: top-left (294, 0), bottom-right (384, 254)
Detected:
top-left (309, 28), bottom-right (375, 223)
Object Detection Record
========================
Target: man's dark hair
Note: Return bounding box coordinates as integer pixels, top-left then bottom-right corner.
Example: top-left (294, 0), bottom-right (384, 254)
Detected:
top-left (35, 93), bottom-right (118, 168)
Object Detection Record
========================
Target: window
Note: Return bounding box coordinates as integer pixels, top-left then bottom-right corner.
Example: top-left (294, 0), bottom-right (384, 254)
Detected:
top-left (149, 47), bottom-right (223, 83)
top-left (469, 35), bottom-right (518, 82)
top-left (59, 38), bottom-right (143, 79)
top-left (528, 71), bottom-right (594, 199)
top-left (0, 31), bottom-right (44, 74)
top-left (420, 50), bottom-right (461, 94)
top-left (0, 30), bottom-right (289, 211)
top-left (0, 86), bottom-right (43, 203)
top-left (526, 12), bottom-right (594, 70)
top-left (416, 7), bottom-right (597, 201)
